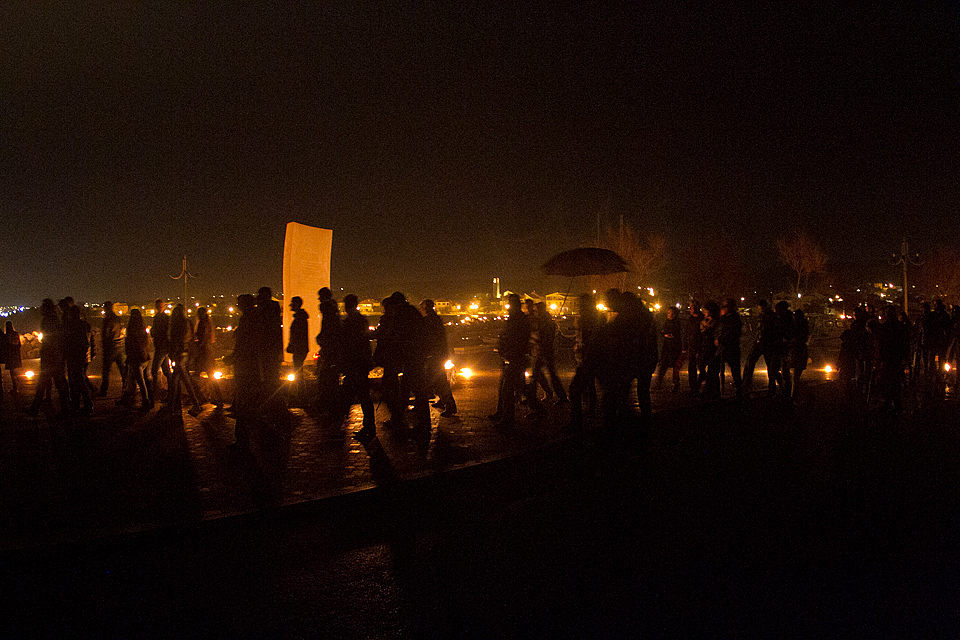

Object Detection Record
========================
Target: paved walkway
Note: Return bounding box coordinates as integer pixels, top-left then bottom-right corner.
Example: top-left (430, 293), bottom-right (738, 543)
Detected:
top-left (0, 359), bottom-right (835, 552)
top-left (0, 365), bottom-right (578, 550)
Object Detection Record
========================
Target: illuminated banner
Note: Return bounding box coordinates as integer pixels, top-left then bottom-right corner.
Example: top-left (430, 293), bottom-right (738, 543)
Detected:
top-left (282, 222), bottom-right (333, 362)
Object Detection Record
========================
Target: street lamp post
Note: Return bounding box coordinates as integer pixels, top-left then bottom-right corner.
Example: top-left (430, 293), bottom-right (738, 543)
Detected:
top-left (170, 255), bottom-right (198, 306)
top-left (892, 237), bottom-right (920, 314)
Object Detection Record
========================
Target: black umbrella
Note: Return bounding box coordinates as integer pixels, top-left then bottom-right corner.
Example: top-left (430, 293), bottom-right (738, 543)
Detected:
top-left (541, 248), bottom-right (629, 314)
top-left (541, 247), bottom-right (628, 277)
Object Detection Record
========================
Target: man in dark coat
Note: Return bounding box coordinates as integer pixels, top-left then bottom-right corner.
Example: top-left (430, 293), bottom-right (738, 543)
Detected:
top-left (684, 300), bottom-right (705, 395)
top-left (375, 292), bottom-right (428, 429)
top-left (420, 299), bottom-right (457, 417)
top-left (715, 298), bottom-right (744, 397)
top-left (341, 294), bottom-right (376, 439)
top-left (255, 287), bottom-right (283, 395)
top-left (315, 287), bottom-right (342, 419)
top-left (656, 306), bottom-right (683, 392)
top-left (490, 293), bottom-right (543, 427)
top-left (287, 296), bottom-right (309, 371)
top-left (63, 304), bottom-right (94, 413)
top-left (286, 296), bottom-right (309, 404)
top-left (742, 299), bottom-right (781, 395)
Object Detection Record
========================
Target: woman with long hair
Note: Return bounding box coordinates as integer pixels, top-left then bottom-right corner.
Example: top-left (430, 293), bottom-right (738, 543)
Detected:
top-left (167, 304), bottom-right (203, 416)
top-left (119, 308), bottom-right (151, 410)
top-left (192, 307), bottom-right (221, 407)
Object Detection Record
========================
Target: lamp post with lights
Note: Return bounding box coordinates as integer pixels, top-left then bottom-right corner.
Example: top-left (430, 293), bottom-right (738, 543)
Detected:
top-left (892, 238), bottom-right (920, 315)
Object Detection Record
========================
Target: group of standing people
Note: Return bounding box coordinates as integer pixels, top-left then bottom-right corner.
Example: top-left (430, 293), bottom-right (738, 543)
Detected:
top-left (494, 289), bottom-right (659, 435)
top-left (493, 292), bottom-right (816, 438)
top-left (287, 289), bottom-right (457, 441)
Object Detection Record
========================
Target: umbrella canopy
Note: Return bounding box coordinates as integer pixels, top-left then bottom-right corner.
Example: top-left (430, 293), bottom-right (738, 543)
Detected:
top-left (541, 247), bottom-right (628, 277)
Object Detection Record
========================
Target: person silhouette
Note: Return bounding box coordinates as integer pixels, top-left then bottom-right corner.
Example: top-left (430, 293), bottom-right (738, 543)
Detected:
top-left (490, 293), bottom-right (544, 427)
top-left (98, 301), bottom-right (125, 396)
top-left (341, 294), bottom-right (377, 439)
top-left (420, 299), bottom-right (458, 417)
top-left (193, 307), bottom-right (222, 407)
top-left (3, 321), bottom-right (22, 399)
top-left (27, 299), bottom-right (69, 417)
top-left (529, 301), bottom-right (568, 403)
top-left (286, 295), bottom-right (309, 379)
top-left (229, 294), bottom-right (260, 452)
top-left (119, 308), bottom-right (150, 410)
top-left (167, 304), bottom-right (203, 416)
top-left (315, 287), bottom-right (342, 421)
top-left (62, 304), bottom-right (94, 413)
top-left (255, 287), bottom-right (283, 397)
top-left (149, 299), bottom-right (171, 405)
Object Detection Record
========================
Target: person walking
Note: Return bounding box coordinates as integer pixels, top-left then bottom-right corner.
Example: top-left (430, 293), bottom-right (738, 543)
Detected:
top-left (193, 307), bottom-right (222, 407)
top-left (341, 294), bottom-right (377, 439)
top-left (119, 308), bottom-right (151, 410)
top-left (62, 305), bottom-right (94, 413)
top-left (149, 300), bottom-right (171, 405)
top-left (568, 293), bottom-right (601, 430)
top-left (655, 306), bottom-right (683, 392)
top-left (786, 306), bottom-right (810, 402)
top-left (685, 300), bottom-right (705, 395)
top-left (715, 298), bottom-right (744, 397)
top-left (98, 301), bottom-right (125, 396)
top-left (529, 301), bottom-right (568, 403)
top-left (315, 287), bottom-right (342, 422)
top-left (490, 293), bottom-right (544, 427)
top-left (3, 321), bottom-right (22, 399)
top-left (229, 294), bottom-right (260, 452)
top-left (420, 299), bottom-right (458, 417)
top-left (167, 304), bottom-right (203, 416)
top-left (255, 287), bottom-right (284, 399)
top-left (286, 296), bottom-right (309, 404)
top-left (742, 299), bottom-right (782, 396)
top-left (27, 299), bottom-right (69, 417)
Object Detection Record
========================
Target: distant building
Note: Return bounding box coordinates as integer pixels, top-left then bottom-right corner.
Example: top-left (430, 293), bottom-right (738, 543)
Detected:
top-left (433, 299), bottom-right (457, 315)
top-left (545, 292), bottom-right (575, 315)
top-left (358, 298), bottom-right (380, 315)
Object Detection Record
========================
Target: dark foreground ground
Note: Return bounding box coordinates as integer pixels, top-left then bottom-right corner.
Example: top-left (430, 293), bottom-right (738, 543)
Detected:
top-left (2, 377), bottom-right (959, 638)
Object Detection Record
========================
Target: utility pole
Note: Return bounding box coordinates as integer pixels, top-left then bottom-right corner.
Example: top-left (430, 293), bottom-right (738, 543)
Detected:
top-left (170, 255), bottom-right (198, 307)
top-left (892, 237), bottom-right (920, 314)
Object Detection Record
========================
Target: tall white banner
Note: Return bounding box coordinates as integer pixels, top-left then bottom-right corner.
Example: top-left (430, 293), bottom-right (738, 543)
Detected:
top-left (282, 222), bottom-right (333, 362)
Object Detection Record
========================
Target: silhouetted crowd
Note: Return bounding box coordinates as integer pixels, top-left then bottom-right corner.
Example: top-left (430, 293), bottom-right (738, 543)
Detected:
top-left (4, 288), bottom-right (959, 445)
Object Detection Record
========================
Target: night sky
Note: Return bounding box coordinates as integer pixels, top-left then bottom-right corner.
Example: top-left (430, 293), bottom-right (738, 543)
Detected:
top-left (3, 3), bottom-right (959, 307)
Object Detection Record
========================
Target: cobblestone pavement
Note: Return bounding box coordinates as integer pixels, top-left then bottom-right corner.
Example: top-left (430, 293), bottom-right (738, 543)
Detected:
top-left (0, 359), bottom-right (831, 551)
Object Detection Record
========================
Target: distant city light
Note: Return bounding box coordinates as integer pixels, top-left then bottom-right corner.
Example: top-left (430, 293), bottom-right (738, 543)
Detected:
top-left (286, 373), bottom-right (296, 382)
top-left (213, 371), bottom-right (223, 380)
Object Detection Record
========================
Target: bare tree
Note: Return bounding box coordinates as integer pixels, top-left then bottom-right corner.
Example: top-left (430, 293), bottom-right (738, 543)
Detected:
top-left (592, 222), bottom-right (666, 292)
top-left (777, 232), bottom-right (827, 296)
top-left (915, 245), bottom-right (960, 304)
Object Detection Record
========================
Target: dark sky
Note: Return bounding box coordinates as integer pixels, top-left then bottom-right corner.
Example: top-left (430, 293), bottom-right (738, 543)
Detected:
top-left (2, 2), bottom-right (959, 306)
